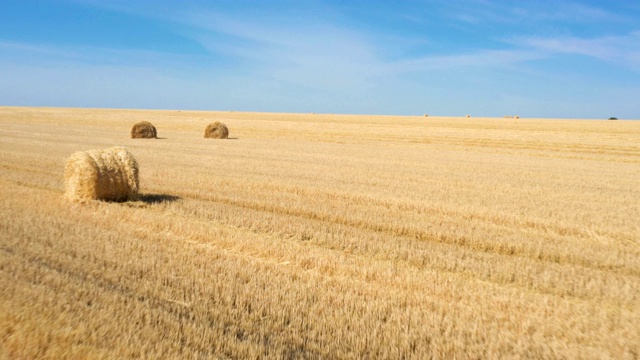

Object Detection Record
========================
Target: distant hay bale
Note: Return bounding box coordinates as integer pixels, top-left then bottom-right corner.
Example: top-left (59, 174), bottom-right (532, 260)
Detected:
top-left (204, 122), bottom-right (229, 139)
top-left (64, 146), bottom-right (139, 202)
top-left (466, 114), bottom-right (471, 118)
top-left (515, 115), bottom-right (520, 119)
top-left (423, 114), bottom-right (429, 117)
top-left (131, 121), bottom-right (157, 139)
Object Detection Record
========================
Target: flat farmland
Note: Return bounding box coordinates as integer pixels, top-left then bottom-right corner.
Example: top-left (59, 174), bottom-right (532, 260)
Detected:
top-left (1, 107), bottom-right (639, 358)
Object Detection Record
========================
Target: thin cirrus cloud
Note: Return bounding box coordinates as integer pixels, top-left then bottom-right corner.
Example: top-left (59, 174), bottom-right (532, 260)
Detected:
top-left (511, 32), bottom-right (640, 71)
top-left (450, 0), bottom-right (627, 25)
top-left (182, 10), bottom-right (388, 91)
top-left (182, 9), bottom-right (543, 84)
top-left (171, 1), bottom-right (640, 75)
top-left (385, 49), bottom-right (547, 74)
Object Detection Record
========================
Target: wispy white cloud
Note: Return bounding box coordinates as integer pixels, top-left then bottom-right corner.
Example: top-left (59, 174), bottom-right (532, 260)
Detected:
top-left (510, 31), bottom-right (640, 71)
top-left (448, 0), bottom-right (627, 26)
top-left (0, 40), bottom-right (209, 70)
top-left (386, 49), bottom-right (546, 73)
top-left (63, 1), bottom-right (636, 77)
top-left (181, 9), bottom-right (384, 91)
top-left (180, 8), bottom-right (550, 89)
top-left (510, 1), bottom-right (624, 23)
top-left (0, 41), bottom-right (76, 59)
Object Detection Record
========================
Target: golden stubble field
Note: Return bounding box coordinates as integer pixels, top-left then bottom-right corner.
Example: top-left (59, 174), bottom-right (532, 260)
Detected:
top-left (1, 106), bottom-right (639, 359)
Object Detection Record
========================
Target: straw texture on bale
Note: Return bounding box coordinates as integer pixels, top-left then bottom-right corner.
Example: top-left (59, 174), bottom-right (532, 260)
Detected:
top-left (64, 146), bottom-right (139, 202)
top-left (204, 122), bottom-right (229, 139)
top-left (131, 121), bottom-right (157, 138)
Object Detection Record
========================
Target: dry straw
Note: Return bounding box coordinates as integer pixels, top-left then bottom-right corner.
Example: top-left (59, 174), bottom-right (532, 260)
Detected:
top-left (131, 121), bottom-right (157, 139)
top-left (64, 146), bottom-right (139, 202)
top-left (204, 122), bottom-right (229, 139)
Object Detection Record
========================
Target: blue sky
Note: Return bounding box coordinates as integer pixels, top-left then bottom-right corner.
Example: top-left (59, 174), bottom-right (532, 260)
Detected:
top-left (1, 0), bottom-right (639, 118)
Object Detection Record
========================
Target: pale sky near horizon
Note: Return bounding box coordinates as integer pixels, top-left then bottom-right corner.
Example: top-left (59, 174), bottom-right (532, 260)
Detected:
top-left (1, 0), bottom-right (639, 119)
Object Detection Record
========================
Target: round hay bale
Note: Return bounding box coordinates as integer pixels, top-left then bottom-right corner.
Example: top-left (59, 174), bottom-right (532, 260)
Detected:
top-left (423, 114), bottom-right (429, 117)
top-left (64, 146), bottom-right (139, 202)
top-left (131, 121), bottom-right (157, 139)
top-left (466, 114), bottom-right (471, 118)
top-left (204, 122), bottom-right (229, 139)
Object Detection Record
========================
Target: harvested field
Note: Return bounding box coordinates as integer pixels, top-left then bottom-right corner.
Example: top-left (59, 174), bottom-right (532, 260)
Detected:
top-left (1, 107), bottom-right (639, 358)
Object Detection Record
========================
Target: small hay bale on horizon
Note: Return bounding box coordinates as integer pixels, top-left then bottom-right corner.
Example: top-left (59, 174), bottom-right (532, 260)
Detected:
top-left (64, 146), bottom-right (139, 202)
top-left (466, 114), bottom-right (471, 118)
top-left (131, 121), bottom-right (157, 139)
top-left (204, 122), bottom-right (229, 139)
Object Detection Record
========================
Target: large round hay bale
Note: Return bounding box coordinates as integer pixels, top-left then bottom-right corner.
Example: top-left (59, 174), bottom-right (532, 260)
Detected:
top-left (64, 146), bottom-right (139, 202)
top-left (204, 122), bottom-right (229, 139)
top-left (131, 121), bottom-right (157, 139)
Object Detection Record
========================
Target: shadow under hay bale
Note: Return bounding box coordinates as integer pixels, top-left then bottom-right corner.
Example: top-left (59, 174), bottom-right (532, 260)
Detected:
top-left (138, 194), bottom-right (181, 204)
top-left (64, 146), bottom-right (139, 202)
top-left (131, 121), bottom-right (157, 139)
top-left (204, 122), bottom-right (229, 139)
